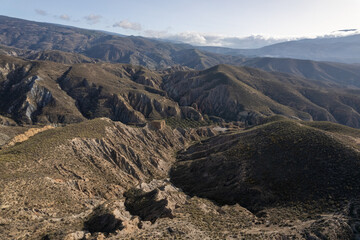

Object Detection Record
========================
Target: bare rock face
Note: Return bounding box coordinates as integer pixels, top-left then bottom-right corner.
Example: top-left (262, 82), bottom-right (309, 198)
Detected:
top-left (82, 180), bottom-right (188, 238)
top-left (180, 106), bottom-right (204, 121)
top-left (149, 120), bottom-right (166, 130)
top-left (63, 231), bottom-right (88, 240)
top-left (109, 94), bottom-right (147, 124)
top-left (303, 217), bottom-right (353, 240)
top-left (84, 201), bottom-right (138, 234)
top-left (124, 179), bottom-right (187, 223)
top-left (2, 75), bottom-right (54, 124)
top-left (0, 57), bottom-right (85, 124)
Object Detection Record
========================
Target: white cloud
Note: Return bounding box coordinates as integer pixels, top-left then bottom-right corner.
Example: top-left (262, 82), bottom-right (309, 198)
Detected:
top-left (143, 30), bottom-right (291, 49)
top-left (84, 14), bottom-right (102, 25)
top-left (322, 29), bottom-right (360, 38)
top-left (35, 9), bottom-right (47, 16)
top-left (59, 14), bottom-right (70, 21)
top-left (169, 32), bottom-right (209, 45)
top-left (113, 20), bottom-right (142, 31)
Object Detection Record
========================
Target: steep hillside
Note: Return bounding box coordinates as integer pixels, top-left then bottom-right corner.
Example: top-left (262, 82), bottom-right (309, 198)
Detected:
top-left (0, 55), bottom-right (204, 125)
top-left (170, 48), bottom-right (244, 70)
top-left (0, 44), bottom-right (33, 57)
top-left (0, 55), bottom-right (85, 124)
top-left (0, 15), bottom-right (104, 52)
top-left (171, 118), bottom-right (360, 212)
top-left (164, 64), bottom-right (360, 127)
top-left (26, 50), bottom-right (97, 64)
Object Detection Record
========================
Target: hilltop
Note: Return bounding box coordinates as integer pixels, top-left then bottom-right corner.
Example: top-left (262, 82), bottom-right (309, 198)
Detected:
top-left (171, 119), bottom-right (360, 210)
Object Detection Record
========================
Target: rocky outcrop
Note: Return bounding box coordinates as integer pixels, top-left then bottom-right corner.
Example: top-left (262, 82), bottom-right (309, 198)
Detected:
top-left (1, 75), bottom-right (54, 124)
top-left (122, 91), bottom-right (181, 120)
top-left (124, 180), bottom-right (186, 223)
top-left (180, 106), bottom-right (204, 121)
top-left (109, 94), bottom-right (147, 124)
top-left (84, 201), bottom-right (135, 234)
top-left (149, 120), bottom-right (166, 130)
top-left (0, 57), bottom-right (85, 124)
top-left (303, 217), bottom-right (353, 240)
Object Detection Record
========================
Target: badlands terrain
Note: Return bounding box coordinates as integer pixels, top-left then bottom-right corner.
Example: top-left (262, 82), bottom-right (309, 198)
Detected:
top-left (0, 16), bottom-right (360, 239)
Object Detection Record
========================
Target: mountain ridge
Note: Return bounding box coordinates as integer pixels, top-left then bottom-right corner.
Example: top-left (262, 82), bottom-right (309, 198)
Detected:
top-left (2, 54), bottom-right (360, 128)
top-left (0, 15), bottom-right (245, 70)
top-left (199, 34), bottom-right (360, 64)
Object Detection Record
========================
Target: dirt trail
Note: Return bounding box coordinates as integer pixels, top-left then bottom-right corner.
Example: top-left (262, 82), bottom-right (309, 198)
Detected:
top-left (5, 125), bottom-right (54, 147)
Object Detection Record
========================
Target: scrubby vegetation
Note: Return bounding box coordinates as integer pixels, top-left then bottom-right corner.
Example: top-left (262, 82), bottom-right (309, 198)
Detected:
top-left (0, 118), bottom-right (110, 162)
top-left (165, 117), bottom-right (213, 129)
top-left (171, 119), bottom-right (360, 213)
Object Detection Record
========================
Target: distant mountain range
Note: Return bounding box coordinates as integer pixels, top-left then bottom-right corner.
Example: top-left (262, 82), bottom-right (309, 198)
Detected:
top-left (2, 15), bottom-right (360, 70)
top-left (0, 15), bottom-right (244, 70)
top-left (199, 34), bottom-right (360, 64)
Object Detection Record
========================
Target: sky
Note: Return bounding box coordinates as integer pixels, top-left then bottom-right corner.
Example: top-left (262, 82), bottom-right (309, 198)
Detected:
top-left (1, 0), bottom-right (360, 48)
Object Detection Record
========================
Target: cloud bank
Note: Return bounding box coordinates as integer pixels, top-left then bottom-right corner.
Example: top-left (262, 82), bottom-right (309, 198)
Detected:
top-left (143, 31), bottom-right (292, 49)
top-left (59, 14), bottom-right (70, 21)
top-left (113, 20), bottom-right (142, 31)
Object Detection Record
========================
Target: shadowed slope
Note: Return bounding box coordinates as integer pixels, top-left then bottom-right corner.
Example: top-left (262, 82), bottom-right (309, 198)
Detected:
top-left (171, 119), bottom-right (360, 212)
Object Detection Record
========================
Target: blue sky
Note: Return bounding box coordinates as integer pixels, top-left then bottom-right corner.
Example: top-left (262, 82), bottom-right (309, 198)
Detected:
top-left (2, 0), bottom-right (360, 48)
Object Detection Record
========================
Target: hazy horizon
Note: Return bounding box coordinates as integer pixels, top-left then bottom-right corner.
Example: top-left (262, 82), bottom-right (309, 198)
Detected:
top-left (2, 0), bottom-right (360, 48)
